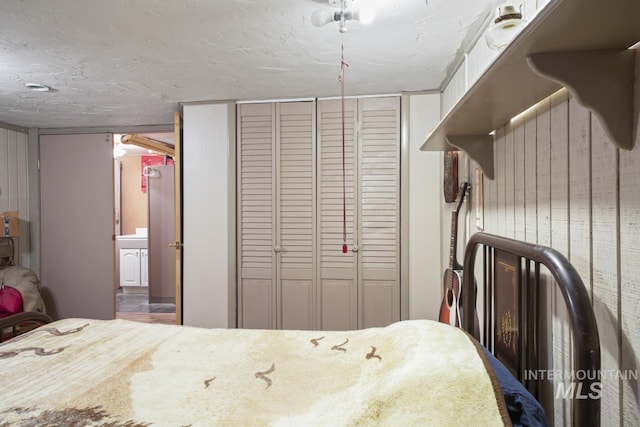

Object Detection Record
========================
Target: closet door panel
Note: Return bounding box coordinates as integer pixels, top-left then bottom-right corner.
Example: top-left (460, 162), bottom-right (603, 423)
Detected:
top-left (317, 99), bottom-right (358, 331)
top-left (238, 103), bottom-right (276, 329)
top-left (277, 101), bottom-right (316, 330)
top-left (358, 97), bottom-right (400, 328)
top-left (242, 278), bottom-right (275, 328)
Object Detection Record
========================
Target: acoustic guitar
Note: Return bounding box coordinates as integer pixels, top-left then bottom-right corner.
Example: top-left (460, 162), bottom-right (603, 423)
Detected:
top-left (438, 182), bottom-right (470, 328)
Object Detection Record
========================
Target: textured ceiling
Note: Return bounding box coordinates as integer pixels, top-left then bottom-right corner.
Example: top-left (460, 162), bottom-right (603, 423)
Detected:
top-left (0, 0), bottom-right (501, 129)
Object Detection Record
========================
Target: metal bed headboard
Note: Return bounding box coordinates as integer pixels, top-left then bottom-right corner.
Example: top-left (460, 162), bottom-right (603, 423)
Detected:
top-left (462, 232), bottom-right (600, 427)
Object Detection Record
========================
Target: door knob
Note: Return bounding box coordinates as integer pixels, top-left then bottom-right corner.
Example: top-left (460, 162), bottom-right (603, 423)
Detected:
top-left (351, 245), bottom-right (359, 253)
top-left (274, 246), bottom-right (281, 253)
top-left (169, 242), bottom-right (183, 249)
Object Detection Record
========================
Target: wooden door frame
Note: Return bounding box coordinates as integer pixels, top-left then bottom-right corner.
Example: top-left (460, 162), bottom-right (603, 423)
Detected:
top-left (173, 111), bottom-right (183, 325)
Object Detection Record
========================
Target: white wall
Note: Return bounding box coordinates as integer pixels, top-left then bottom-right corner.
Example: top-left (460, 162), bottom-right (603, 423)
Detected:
top-left (183, 102), bottom-right (236, 328)
top-left (407, 93), bottom-right (443, 320)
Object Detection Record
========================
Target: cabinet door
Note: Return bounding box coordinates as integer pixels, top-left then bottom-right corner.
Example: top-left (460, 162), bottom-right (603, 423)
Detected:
top-left (317, 99), bottom-right (359, 331)
top-left (120, 249), bottom-right (141, 286)
top-left (358, 97), bottom-right (400, 328)
top-left (237, 103), bottom-right (276, 329)
top-left (140, 249), bottom-right (149, 287)
top-left (276, 101), bottom-right (316, 330)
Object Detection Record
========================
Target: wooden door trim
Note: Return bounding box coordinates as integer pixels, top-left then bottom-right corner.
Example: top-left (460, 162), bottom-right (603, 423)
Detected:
top-left (174, 111), bottom-right (183, 325)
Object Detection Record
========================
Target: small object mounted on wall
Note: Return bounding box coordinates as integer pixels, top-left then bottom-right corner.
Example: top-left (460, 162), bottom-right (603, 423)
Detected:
top-left (443, 151), bottom-right (459, 203)
top-left (485, 4), bottom-right (527, 51)
top-left (1, 212), bottom-right (19, 238)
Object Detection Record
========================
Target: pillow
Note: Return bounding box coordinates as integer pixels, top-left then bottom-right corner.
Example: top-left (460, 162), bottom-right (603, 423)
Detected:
top-left (480, 345), bottom-right (549, 427)
top-left (0, 266), bottom-right (46, 313)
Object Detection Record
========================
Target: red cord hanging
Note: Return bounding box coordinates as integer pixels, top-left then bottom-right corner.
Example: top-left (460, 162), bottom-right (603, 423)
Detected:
top-left (339, 33), bottom-right (349, 254)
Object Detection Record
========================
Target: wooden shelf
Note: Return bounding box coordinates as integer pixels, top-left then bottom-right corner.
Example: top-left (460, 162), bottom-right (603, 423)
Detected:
top-left (421, 0), bottom-right (640, 180)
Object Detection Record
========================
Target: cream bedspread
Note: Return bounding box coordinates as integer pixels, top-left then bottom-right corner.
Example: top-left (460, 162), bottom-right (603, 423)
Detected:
top-left (0, 318), bottom-right (510, 426)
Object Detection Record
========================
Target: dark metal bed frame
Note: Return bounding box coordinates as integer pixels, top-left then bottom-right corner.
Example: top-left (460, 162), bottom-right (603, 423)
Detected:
top-left (462, 232), bottom-right (600, 427)
top-left (0, 232), bottom-right (600, 425)
top-left (0, 311), bottom-right (53, 343)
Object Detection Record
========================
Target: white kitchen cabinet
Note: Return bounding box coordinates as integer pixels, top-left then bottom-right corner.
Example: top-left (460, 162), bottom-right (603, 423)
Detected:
top-left (140, 249), bottom-right (149, 287)
top-left (119, 248), bottom-right (148, 287)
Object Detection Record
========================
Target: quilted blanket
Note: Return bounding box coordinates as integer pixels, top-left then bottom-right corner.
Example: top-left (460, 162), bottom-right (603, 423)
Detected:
top-left (0, 318), bottom-right (510, 426)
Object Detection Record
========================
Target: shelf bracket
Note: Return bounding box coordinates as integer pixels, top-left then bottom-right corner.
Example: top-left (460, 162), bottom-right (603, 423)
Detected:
top-left (446, 135), bottom-right (494, 180)
top-left (527, 49), bottom-right (636, 151)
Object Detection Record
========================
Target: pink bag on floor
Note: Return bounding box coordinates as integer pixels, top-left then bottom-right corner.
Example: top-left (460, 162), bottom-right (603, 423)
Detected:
top-left (0, 284), bottom-right (23, 318)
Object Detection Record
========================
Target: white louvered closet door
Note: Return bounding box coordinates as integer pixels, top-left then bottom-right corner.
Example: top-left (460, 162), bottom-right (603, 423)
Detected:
top-left (238, 103), bottom-right (276, 329)
top-left (276, 102), bottom-right (316, 330)
top-left (358, 97), bottom-right (400, 328)
top-left (317, 99), bottom-right (359, 330)
top-left (317, 97), bottom-right (400, 330)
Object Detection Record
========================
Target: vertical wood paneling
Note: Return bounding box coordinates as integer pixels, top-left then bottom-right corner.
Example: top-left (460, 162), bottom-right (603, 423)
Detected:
top-left (620, 112), bottom-right (640, 427)
top-left (467, 37), bottom-right (498, 87)
top-left (568, 97), bottom-right (593, 298)
top-left (514, 119), bottom-right (526, 241)
top-left (7, 131), bottom-right (20, 264)
top-left (15, 131), bottom-right (29, 266)
top-left (441, 62), bottom-right (467, 118)
top-left (504, 125), bottom-right (515, 238)
top-left (480, 78), bottom-right (637, 426)
top-left (591, 118), bottom-right (621, 427)
top-left (550, 91), bottom-right (571, 427)
top-left (495, 128), bottom-right (506, 236)
top-left (534, 97), bottom-right (556, 424)
top-left (536, 98), bottom-right (551, 247)
top-left (0, 127), bottom-right (30, 267)
top-left (550, 92), bottom-right (569, 256)
top-left (524, 112), bottom-right (537, 243)
top-left (7, 131), bottom-right (18, 212)
top-left (483, 159), bottom-right (495, 234)
top-left (0, 129), bottom-right (8, 209)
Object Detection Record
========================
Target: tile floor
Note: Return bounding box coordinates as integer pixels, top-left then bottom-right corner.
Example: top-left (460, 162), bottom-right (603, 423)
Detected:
top-left (116, 288), bottom-right (175, 314)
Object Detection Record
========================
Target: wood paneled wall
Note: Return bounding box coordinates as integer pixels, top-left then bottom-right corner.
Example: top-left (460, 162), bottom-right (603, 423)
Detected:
top-left (0, 126), bottom-right (30, 267)
top-left (480, 88), bottom-right (640, 427)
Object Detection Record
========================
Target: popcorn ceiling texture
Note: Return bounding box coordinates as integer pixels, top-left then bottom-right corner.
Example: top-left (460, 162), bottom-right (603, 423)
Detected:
top-left (0, 0), bottom-right (499, 128)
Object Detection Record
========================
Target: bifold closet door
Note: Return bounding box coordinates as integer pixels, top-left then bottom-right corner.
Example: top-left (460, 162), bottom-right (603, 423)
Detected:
top-left (358, 97), bottom-right (400, 328)
top-left (317, 96), bottom-right (400, 330)
top-left (238, 101), bottom-right (316, 330)
top-left (276, 102), bottom-right (316, 330)
top-left (238, 103), bottom-right (276, 329)
top-left (317, 99), bottom-right (359, 330)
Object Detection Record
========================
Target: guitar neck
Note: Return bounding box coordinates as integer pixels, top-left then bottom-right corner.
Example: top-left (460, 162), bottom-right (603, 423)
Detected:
top-left (449, 210), bottom-right (462, 271)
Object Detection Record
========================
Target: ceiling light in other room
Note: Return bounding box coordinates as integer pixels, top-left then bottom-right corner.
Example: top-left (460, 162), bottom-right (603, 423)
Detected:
top-left (485, 4), bottom-right (527, 51)
top-left (24, 83), bottom-right (51, 92)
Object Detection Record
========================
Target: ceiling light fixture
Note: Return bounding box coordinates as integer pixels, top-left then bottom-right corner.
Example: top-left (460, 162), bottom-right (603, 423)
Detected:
top-left (113, 143), bottom-right (126, 159)
top-left (485, 4), bottom-right (527, 51)
top-left (311, 0), bottom-right (373, 33)
top-left (24, 83), bottom-right (51, 92)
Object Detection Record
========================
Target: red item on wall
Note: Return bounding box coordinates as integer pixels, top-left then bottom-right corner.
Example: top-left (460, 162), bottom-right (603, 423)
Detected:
top-left (141, 155), bottom-right (174, 193)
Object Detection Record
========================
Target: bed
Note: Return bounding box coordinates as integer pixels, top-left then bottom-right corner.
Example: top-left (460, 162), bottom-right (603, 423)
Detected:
top-left (0, 233), bottom-right (599, 426)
